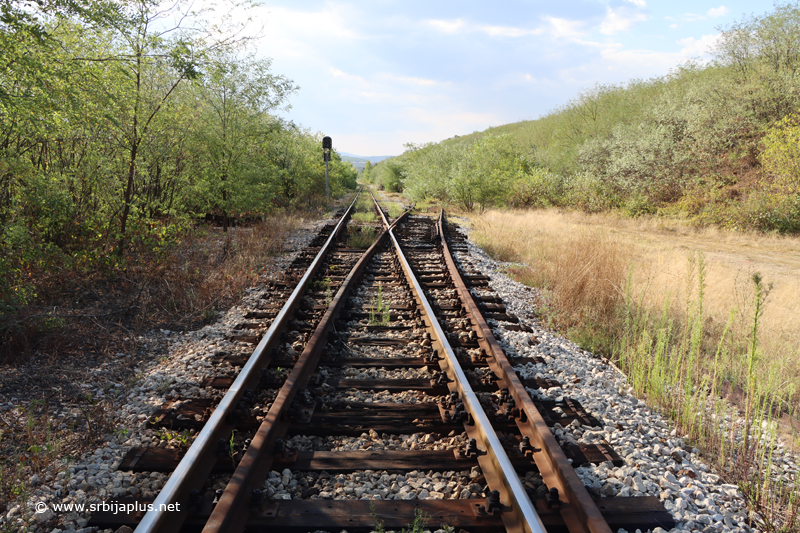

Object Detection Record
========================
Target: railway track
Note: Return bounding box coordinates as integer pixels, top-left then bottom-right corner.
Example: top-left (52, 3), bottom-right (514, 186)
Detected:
top-left (89, 192), bottom-right (675, 533)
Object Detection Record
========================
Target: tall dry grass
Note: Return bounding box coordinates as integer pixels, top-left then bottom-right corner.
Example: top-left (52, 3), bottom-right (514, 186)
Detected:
top-left (471, 208), bottom-right (800, 530)
top-left (143, 214), bottom-right (305, 322)
top-left (472, 208), bottom-right (800, 402)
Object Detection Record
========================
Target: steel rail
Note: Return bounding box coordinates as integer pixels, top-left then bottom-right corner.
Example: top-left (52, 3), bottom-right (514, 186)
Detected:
top-left (201, 210), bottom-right (407, 533)
top-left (135, 192), bottom-right (362, 533)
top-left (374, 200), bottom-right (547, 533)
top-left (437, 211), bottom-right (613, 533)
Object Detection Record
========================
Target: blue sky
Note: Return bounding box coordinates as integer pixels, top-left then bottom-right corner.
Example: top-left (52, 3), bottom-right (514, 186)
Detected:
top-left (247, 0), bottom-right (775, 156)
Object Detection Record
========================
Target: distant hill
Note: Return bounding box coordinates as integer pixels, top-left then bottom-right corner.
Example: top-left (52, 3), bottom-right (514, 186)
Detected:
top-left (339, 152), bottom-right (394, 170)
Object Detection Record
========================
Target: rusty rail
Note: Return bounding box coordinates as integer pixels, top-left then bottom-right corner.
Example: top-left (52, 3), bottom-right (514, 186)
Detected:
top-left (199, 199), bottom-right (412, 533)
top-left (135, 192), bottom-right (362, 533)
top-left (437, 210), bottom-right (613, 533)
top-left (376, 199), bottom-right (547, 533)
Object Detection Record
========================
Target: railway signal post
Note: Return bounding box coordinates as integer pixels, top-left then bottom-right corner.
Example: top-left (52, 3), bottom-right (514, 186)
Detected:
top-left (322, 135), bottom-right (332, 198)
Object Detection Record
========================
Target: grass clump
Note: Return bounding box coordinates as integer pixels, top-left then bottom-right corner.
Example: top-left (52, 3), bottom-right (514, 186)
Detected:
top-left (385, 202), bottom-right (405, 219)
top-left (351, 211), bottom-right (378, 223)
top-left (369, 284), bottom-right (390, 325)
top-left (472, 208), bottom-right (800, 531)
top-left (346, 227), bottom-right (380, 249)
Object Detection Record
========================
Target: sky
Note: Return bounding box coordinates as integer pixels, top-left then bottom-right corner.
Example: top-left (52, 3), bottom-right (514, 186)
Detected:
top-left (243, 0), bottom-right (776, 157)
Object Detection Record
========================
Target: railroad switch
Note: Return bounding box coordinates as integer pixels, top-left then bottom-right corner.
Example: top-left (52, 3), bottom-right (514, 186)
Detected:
top-left (545, 487), bottom-right (561, 509)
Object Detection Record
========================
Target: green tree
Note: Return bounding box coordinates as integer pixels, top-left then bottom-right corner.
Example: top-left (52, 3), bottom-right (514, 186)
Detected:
top-left (195, 51), bottom-right (296, 230)
top-left (103, 0), bottom-right (251, 253)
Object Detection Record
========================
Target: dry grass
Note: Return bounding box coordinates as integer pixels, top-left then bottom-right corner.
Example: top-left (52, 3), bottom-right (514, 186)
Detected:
top-left (1, 213), bottom-right (305, 359)
top-left (0, 211), bottom-right (307, 514)
top-left (472, 208), bottom-right (800, 384)
top-left (470, 207), bottom-right (800, 529)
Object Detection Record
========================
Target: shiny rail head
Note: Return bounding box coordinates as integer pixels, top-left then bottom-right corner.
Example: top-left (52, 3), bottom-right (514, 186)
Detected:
top-left (385, 220), bottom-right (548, 533)
top-left (134, 193), bottom-right (362, 533)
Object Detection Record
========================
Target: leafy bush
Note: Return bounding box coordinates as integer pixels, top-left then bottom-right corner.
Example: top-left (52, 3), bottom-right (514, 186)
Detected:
top-left (761, 112), bottom-right (800, 190)
top-left (508, 167), bottom-right (564, 208)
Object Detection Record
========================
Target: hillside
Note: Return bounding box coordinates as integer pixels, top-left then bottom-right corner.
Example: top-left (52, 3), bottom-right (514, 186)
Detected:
top-left (340, 153), bottom-right (394, 170)
top-left (368, 4), bottom-right (800, 234)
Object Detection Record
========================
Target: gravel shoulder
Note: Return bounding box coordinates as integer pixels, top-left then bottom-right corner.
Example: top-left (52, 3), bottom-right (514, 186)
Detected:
top-left (1, 212), bottom-right (784, 533)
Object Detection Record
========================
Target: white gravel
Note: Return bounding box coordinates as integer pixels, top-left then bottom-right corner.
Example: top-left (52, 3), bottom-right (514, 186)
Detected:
top-left (7, 212), bottom-right (791, 533)
top-left (451, 222), bottom-right (759, 533)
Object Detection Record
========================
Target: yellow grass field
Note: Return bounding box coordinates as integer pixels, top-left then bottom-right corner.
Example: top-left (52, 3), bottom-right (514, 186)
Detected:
top-left (468, 208), bottom-right (800, 406)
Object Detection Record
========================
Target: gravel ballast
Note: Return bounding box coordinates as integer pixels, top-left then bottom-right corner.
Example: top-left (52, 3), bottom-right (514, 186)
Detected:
top-left (3, 213), bottom-right (793, 533)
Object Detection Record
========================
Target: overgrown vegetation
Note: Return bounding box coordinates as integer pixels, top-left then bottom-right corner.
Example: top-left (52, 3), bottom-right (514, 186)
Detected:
top-left (0, 0), bottom-right (357, 351)
top-left (1, 211), bottom-right (306, 360)
top-left (472, 209), bottom-right (800, 530)
top-left (346, 194), bottom-right (381, 248)
top-left (372, 2), bottom-right (800, 234)
top-left (368, 284), bottom-right (390, 326)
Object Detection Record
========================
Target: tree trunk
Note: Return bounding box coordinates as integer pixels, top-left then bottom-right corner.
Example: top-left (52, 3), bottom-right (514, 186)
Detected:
top-left (118, 141), bottom-right (138, 255)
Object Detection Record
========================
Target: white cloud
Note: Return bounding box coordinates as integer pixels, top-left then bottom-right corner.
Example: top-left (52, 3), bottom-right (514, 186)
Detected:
top-left (600, 6), bottom-right (648, 36)
top-left (678, 33), bottom-right (720, 56)
top-left (592, 32), bottom-right (719, 75)
top-left (330, 68), bottom-right (367, 84)
top-left (682, 13), bottom-right (707, 22)
top-left (669, 23), bottom-right (678, 29)
top-left (480, 25), bottom-right (541, 37)
top-left (625, 0), bottom-right (647, 6)
top-left (395, 76), bottom-right (438, 86)
top-left (426, 18), bottom-right (466, 34)
top-left (707, 6), bottom-right (729, 18)
top-left (543, 16), bottom-right (586, 39)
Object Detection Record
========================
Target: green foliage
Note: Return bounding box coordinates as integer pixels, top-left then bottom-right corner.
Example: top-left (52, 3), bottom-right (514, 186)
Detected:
top-left (393, 133), bottom-right (532, 211)
top-left (0, 1), bottom-right (359, 314)
top-left (377, 159), bottom-right (405, 192)
top-left (761, 113), bottom-right (800, 190)
top-left (508, 167), bottom-right (565, 208)
top-left (360, 160), bottom-right (374, 184)
top-left (387, 2), bottom-right (800, 231)
top-left (369, 285), bottom-right (390, 325)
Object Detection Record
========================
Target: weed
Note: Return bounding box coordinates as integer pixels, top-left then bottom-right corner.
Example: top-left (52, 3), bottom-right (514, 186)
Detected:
top-left (351, 211), bottom-right (377, 223)
top-left (369, 503), bottom-right (434, 533)
top-left (369, 284), bottom-right (390, 325)
top-left (229, 430), bottom-right (237, 459)
top-left (347, 227), bottom-right (379, 249)
top-left (385, 202), bottom-right (405, 219)
top-left (156, 376), bottom-right (173, 394)
top-left (472, 208), bottom-right (800, 530)
top-left (201, 308), bottom-right (217, 322)
top-left (76, 393), bottom-right (115, 445)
